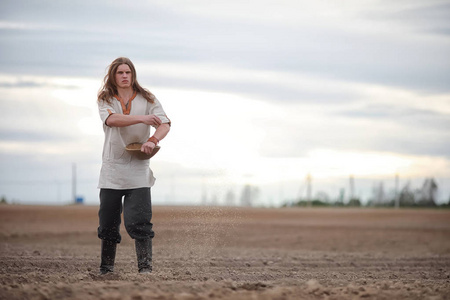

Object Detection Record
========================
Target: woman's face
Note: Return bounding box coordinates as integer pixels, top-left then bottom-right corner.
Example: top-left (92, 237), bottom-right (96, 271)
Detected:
top-left (115, 64), bottom-right (133, 89)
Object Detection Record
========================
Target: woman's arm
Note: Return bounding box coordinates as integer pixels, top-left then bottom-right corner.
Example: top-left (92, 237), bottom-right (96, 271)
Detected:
top-left (152, 123), bottom-right (170, 141)
top-left (141, 123), bottom-right (171, 155)
top-left (106, 114), bottom-right (162, 127)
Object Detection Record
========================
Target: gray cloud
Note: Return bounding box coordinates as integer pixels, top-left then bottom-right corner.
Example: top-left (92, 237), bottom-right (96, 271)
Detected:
top-left (364, 135), bottom-right (450, 158)
top-left (0, 80), bottom-right (42, 88)
top-left (0, 0), bottom-right (449, 94)
top-left (0, 80), bottom-right (78, 89)
top-left (260, 125), bottom-right (450, 159)
top-left (144, 74), bottom-right (361, 104)
top-left (258, 103), bottom-right (450, 159)
top-left (0, 129), bottom-right (73, 142)
top-left (338, 105), bottom-right (450, 132)
top-left (369, 2), bottom-right (450, 36)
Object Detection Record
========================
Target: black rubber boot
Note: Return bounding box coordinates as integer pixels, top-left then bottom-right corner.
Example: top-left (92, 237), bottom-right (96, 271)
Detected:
top-left (99, 240), bottom-right (117, 275)
top-left (135, 239), bottom-right (152, 274)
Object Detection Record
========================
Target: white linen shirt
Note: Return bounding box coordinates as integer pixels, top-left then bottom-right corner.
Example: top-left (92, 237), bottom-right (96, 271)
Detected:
top-left (97, 93), bottom-right (170, 189)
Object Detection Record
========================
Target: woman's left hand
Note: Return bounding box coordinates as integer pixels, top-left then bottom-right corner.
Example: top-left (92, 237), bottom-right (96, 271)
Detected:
top-left (141, 142), bottom-right (155, 155)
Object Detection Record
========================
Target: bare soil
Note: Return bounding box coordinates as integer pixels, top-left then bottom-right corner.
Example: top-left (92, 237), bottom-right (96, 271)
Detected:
top-left (1, 205), bottom-right (449, 300)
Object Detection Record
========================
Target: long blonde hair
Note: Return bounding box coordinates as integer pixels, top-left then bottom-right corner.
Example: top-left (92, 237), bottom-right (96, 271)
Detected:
top-left (98, 57), bottom-right (155, 104)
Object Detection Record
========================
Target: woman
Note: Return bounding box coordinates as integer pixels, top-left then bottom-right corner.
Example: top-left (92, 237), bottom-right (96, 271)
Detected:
top-left (96, 57), bottom-right (171, 274)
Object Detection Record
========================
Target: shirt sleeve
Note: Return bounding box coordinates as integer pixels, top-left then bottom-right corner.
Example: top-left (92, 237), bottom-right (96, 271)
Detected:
top-left (150, 98), bottom-right (171, 126)
top-left (98, 100), bottom-right (116, 125)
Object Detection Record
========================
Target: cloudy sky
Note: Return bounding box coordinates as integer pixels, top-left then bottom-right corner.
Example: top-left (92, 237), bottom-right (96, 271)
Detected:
top-left (0, 0), bottom-right (449, 206)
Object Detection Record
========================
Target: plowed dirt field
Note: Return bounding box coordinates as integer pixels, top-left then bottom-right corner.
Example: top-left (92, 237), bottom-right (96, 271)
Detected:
top-left (1, 205), bottom-right (449, 299)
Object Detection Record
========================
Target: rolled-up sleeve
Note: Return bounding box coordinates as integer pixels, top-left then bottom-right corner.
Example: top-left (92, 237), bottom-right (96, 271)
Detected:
top-left (150, 98), bottom-right (171, 126)
top-left (98, 100), bottom-right (116, 126)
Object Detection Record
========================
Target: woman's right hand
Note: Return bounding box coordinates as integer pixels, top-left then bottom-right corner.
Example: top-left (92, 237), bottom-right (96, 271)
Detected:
top-left (141, 115), bottom-right (162, 127)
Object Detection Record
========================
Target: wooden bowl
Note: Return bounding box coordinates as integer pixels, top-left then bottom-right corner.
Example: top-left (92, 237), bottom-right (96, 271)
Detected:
top-left (125, 143), bottom-right (160, 160)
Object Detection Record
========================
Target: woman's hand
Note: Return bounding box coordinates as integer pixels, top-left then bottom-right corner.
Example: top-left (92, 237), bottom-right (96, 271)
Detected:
top-left (140, 115), bottom-right (162, 127)
top-left (141, 141), bottom-right (156, 155)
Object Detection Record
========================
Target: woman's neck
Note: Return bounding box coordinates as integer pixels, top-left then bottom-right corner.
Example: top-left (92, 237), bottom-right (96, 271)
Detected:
top-left (117, 87), bottom-right (134, 101)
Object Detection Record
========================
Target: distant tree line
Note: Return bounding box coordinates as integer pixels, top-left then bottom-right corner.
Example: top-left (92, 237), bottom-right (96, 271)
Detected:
top-left (368, 177), bottom-right (448, 208)
top-left (202, 184), bottom-right (261, 207)
top-left (284, 178), bottom-right (450, 208)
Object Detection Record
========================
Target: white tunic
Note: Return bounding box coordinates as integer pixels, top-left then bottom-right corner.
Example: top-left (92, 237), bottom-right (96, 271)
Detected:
top-left (97, 93), bottom-right (170, 189)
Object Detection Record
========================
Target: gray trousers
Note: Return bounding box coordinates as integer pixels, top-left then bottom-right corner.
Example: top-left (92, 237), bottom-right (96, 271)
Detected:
top-left (97, 188), bottom-right (154, 243)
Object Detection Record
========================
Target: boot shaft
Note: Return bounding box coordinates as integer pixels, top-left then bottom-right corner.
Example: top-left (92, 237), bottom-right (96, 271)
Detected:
top-left (100, 240), bottom-right (117, 274)
top-left (135, 239), bottom-right (152, 273)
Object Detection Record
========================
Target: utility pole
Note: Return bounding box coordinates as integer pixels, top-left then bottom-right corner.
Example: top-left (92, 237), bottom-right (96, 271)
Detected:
top-left (349, 174), bottom-right (355, 202)
top-left (72, 163), bottom-right (77, 204)
top-left (55, 180), bottom-right (61, 203)
top-left (306, 173), bottom-right (312, 207)
top-left (395, 173), bottom-right (400, 209)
